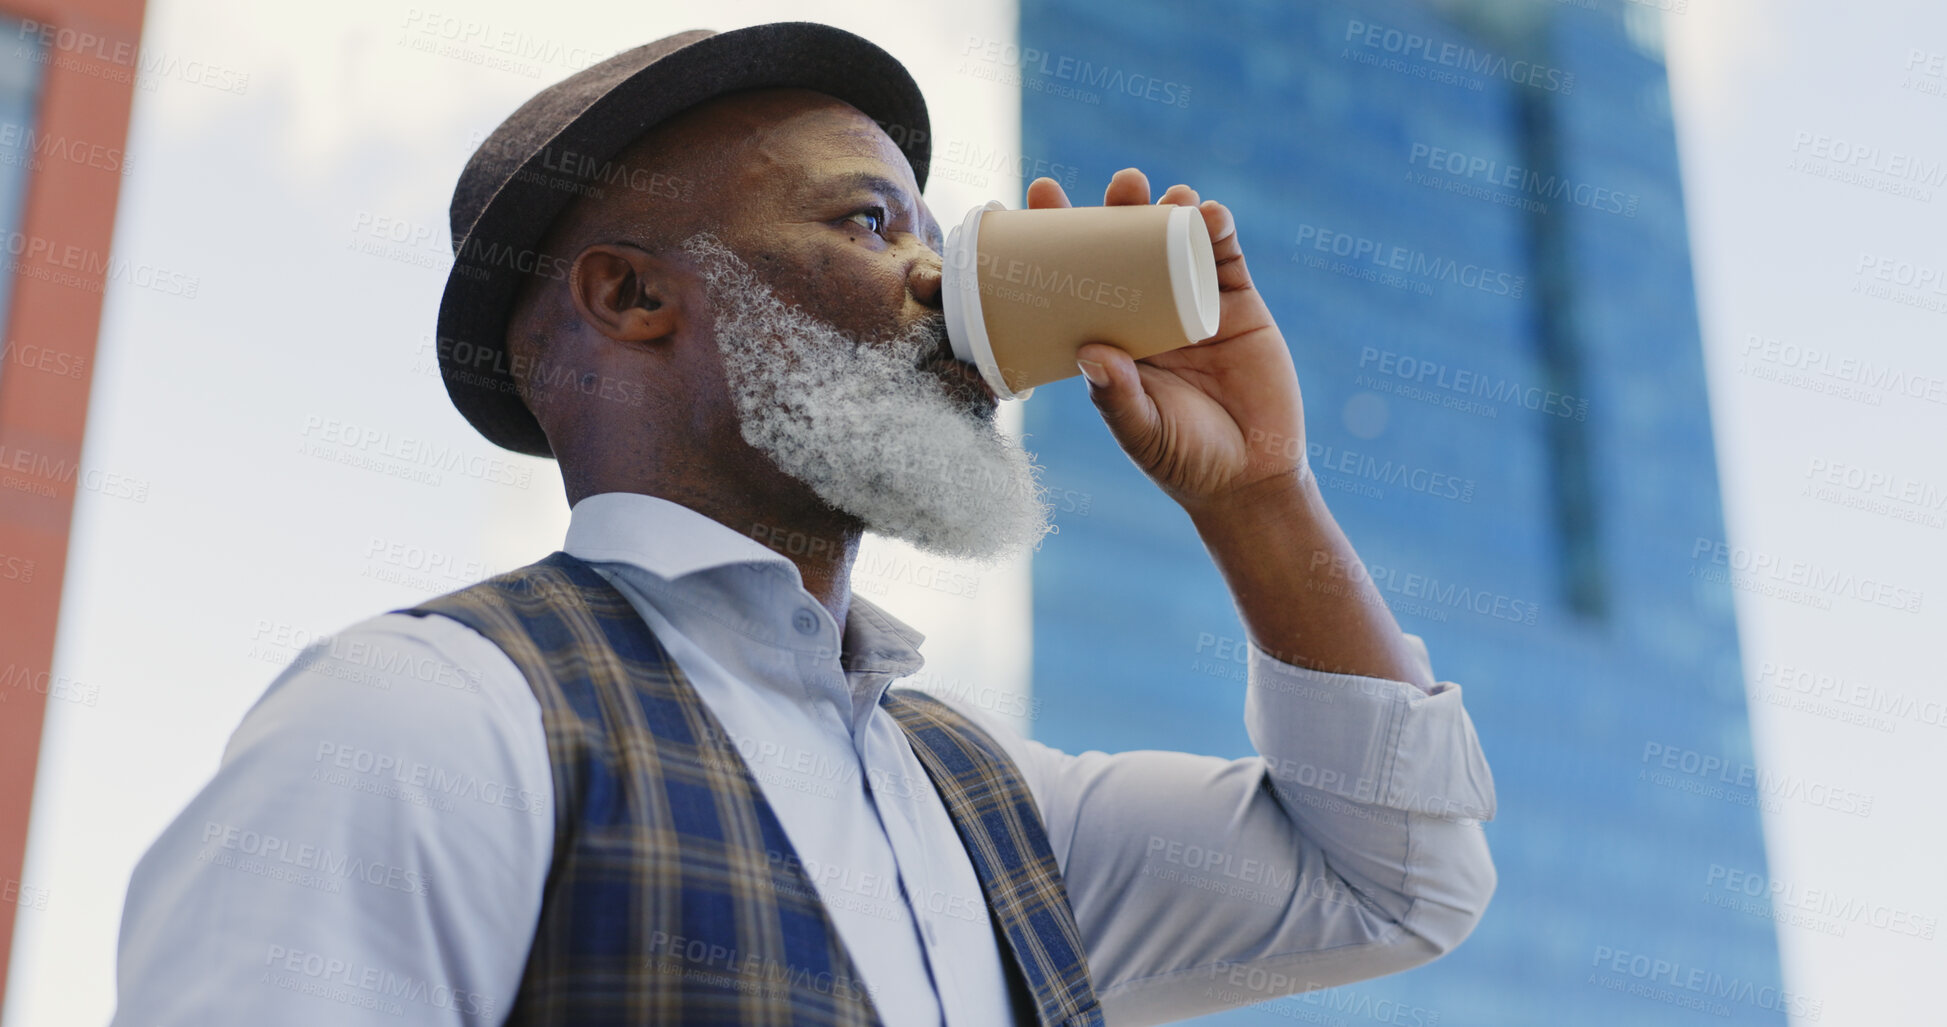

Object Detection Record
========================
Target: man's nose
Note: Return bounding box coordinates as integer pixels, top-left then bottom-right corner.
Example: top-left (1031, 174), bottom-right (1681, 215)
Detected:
top-left (909, 250), bottom-right (944, 309)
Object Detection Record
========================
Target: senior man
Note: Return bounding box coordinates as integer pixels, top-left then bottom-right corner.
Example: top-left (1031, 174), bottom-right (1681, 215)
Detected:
top-left (113, 22), bottom-right (1495, 1027)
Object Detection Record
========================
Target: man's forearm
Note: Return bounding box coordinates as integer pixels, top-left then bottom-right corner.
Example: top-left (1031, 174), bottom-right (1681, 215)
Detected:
top-left (1184, 468), bottom-right (1436, 691)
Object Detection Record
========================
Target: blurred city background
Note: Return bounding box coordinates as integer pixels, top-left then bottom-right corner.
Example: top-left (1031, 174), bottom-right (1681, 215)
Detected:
top-left (1, 0), bottom-right (1941, 1024)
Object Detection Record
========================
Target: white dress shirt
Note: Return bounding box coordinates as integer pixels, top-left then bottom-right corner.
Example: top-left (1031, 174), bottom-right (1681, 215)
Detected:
top-left (111, 492), bottom-right (1496, 1027)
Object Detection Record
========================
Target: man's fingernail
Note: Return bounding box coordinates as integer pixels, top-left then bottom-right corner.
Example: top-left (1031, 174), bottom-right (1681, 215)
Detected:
top-left (1077, 359), bottom-right (1107, 386)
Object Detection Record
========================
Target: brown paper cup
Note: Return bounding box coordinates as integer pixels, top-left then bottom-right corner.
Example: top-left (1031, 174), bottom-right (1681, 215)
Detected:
top-left (943, 201), bottom-right (1221, 399)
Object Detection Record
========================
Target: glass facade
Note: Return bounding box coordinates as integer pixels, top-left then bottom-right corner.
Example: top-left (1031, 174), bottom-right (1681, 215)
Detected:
top-left (1018, 0), bottom-right (1783, 1022)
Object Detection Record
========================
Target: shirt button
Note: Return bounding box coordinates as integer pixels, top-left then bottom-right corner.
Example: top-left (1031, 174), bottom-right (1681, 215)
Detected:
top-left (792, 608), bottom-right (820, 636)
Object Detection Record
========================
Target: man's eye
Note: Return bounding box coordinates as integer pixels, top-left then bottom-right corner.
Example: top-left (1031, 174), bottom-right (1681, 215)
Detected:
top-left (843, 206), bottom-right (888, 235)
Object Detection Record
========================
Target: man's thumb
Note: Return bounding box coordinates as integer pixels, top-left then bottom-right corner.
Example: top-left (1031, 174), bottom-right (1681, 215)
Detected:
top-left (1075, 342), bottom-right (1158, 451)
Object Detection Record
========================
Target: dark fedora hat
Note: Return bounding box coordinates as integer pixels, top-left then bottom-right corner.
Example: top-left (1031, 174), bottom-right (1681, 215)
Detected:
top-left (436, 22), bottom-right (932, 458)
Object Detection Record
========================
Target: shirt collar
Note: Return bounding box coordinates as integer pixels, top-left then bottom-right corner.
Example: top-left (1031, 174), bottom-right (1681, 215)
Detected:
top-left (561, 491), bottom-right (927, 679)
top-left (841, 594), bottom-right (927, 679)
top-left (563, 492), bottom-right (795, 579)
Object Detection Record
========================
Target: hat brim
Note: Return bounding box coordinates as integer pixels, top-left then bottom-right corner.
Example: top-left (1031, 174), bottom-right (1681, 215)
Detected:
top-left (436, 22), bottom-right (932, 458)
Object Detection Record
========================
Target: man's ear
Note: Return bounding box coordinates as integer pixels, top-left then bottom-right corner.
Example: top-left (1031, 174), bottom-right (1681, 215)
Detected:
top-left (566, 243), bottom-right (684, 344)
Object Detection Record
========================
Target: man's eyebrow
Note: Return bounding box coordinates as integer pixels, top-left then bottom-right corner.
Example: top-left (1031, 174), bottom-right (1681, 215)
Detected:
top-left (822, 171), bottom-right (913, 210)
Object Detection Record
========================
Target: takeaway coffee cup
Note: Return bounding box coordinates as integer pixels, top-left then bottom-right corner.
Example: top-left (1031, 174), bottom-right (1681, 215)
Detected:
top-left (942, 200), bottom-right (1222, 400)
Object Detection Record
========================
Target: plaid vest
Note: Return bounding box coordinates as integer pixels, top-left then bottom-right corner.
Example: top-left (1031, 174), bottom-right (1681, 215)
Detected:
top-left (402, 552), bottom-right (1102, 1026)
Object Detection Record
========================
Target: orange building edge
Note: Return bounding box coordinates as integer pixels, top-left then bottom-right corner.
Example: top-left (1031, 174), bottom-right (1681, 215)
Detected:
top-left (0, 0), bottom-right (148, 1006)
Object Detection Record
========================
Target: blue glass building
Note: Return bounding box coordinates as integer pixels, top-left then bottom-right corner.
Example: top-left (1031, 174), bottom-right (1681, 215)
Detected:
top-left (1017, 0), bottom-right (1784, 1022)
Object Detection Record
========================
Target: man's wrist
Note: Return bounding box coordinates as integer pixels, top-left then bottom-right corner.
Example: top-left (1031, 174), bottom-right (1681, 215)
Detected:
top-left (1181, 458), bottom-right (1436, 691)
top-left (1181, 463), bottom-right (1331, 543)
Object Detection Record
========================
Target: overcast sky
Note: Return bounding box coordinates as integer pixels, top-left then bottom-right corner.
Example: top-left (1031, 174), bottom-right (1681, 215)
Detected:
top-left (1666, 0), bottom-right (1946, 1022)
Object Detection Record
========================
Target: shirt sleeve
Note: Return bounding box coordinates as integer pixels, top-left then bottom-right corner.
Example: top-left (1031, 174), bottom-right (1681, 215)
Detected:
top-left (934, 633), bottom-right (1496, 1027)
top-left (109, 613), bottom-right (555, 1027)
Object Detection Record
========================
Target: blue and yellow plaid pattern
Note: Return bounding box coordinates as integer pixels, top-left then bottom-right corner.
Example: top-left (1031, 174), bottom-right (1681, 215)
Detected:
top-left (882, 691), bottom-right (1103, 1027)
top-left (403, 552), bottom-right (1102, 1026)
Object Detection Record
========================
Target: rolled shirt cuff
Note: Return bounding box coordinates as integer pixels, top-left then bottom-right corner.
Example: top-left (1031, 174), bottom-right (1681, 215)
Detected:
top-left (1243, 636), bottom-right (1496, 821)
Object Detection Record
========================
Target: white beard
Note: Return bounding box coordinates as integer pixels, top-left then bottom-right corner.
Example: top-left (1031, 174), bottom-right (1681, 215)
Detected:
top-left (679, 233), bottom-right (1052, 563)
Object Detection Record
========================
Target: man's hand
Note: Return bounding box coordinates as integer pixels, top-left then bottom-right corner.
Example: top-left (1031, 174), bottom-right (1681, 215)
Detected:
top-left (1028, 169), bottom-right (1435, 691)
top-left (1025, 168), bottom-right (1305, 515)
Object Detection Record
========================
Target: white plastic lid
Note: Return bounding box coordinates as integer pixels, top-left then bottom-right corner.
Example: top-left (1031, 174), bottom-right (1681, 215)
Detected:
top-left (1167, 204), bottom-right (1222, 344)
top-left (941, 200), bottom-right (1033, 401)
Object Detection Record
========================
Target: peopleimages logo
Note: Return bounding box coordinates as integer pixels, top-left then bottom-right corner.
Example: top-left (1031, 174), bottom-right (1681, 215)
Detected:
top-left (983, 255), bottom-right (1141, 312)
top-left (1590, 946), bottom-right (1822, 1020)
top-left (1756, 660), bottom-right (1947, 733)
top-left (959, 36), bottom-right (1192, 108)
top-left (1788, 131), bottom-right (1947, 195)
top-left (1408, 142), bottom-right (1641, 217)
top-left (1293, 223), bottom-right (1526, 298)
top-left (1639, 741), bottom-right (1874, 817)
top-left (0, 231), bottom-right (200, 297)
top-left (1357, 346), bottom-right (1586, 420)
top-left (0, 443), bottom-right (151, 502)
top-left (199, 821), bottom-right (428, 896)
top-left (1204, 962), bottom-right (1442, 1026)
top-left (15, 20), bottom-right (250, 94)
top-left (1307, 550), bottom-right (1539, 626)
top-left (1344, 18), bottom-right (1575, 93)
top-left (1306, 442), bottom-right (1477, 504)
top-left (933, 137), bottom-right (1081, 191)
top-left (1706, 864), bottom-right (1938, 940)
top-left (263, 943), bottom-right (494, 1020)
top-left (0, 121), bottom-right (134, 175)
top-left (1802, 456), bottom-right (1947, 529)
top-left (399, 7), bottom-right (618, 74)
top-left (1852, 250), bottom-right (1947, 314)
top-left (298, 415), bottom-right (534, 489)
top-left (1689, 537), bottom-right (1923, 614)
top-left (312, 742), bottom-right (546, 816)
top-left (1740, 331), bottom-right (1947, 406)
